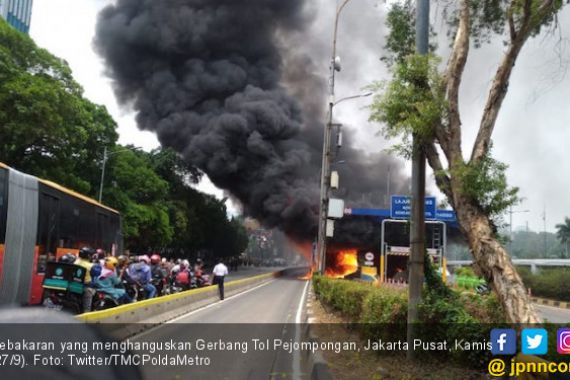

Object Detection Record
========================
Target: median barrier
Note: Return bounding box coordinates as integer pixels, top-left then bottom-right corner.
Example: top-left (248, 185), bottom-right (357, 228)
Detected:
top-left (76, 270), bottom-right (283, 338)
top-left (303, 327), bottom-right (334, 380)
top-left (299, 283), bottom-right (334, 380)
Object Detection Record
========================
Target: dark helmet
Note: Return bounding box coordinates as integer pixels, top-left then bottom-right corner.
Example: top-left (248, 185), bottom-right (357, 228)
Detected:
top-left (59, 253), bottom-right (76, 264)
top-left (79, 247), bottom-right (94, 260)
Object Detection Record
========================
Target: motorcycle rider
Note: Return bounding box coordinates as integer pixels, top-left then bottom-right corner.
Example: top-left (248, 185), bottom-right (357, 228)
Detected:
top-left (194, 258), bottom-right (209, 287)
top-left (127, 255), bottom-right (156, 299)
top-left (59, 253), bottom-right (77, 264)
top-left (75, 247), bottom-right (95, 312)
top-left (174, 260), bottom-right (191, 291)
top-left (116, 255), bottom-right (129, 278)
top-left (150, 254), bottom-right (167, 295)
top-left (95, 257), bottom-right (132, 304)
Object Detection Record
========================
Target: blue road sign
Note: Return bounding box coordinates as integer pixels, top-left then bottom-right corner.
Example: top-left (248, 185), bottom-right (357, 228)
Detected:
top-left (435, 209), bottom-right (457, 222)
top-left (391, 195), bottom-right (436, 219)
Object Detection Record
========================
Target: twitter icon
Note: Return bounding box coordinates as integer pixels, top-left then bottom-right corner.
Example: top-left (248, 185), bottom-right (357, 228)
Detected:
top-left (522, 328), bottom-right (548, 355)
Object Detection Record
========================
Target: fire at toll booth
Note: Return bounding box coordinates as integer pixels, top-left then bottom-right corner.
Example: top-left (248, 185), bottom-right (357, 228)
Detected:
top-left (324, 207), bottom-right (461, 284)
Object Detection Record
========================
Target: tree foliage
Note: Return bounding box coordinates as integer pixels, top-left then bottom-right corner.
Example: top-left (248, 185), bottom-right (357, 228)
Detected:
top-left (0, 19), bottom-right (117, 193)
top-left (369, 54), bottom-right (446, 158)
top-left (556, 218), bottom-right (570, 244)
top-left (451, 150), bottom-right (519, 219)
top-left (556, 217), bottom-right (570, 257)
top-left (0, 18), bottom-right (248, 259)
top-left (99, 146), bottom-right (248, 258)
top-left (369, 0), bottom-right (565, 323)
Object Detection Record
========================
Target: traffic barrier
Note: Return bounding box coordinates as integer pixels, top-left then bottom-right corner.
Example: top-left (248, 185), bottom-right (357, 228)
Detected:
top-left (530, 296), bottom-right (570, 309)
top-left (303, 330), bottom-right (334, 380)
top-left (76, 271), bottom-right (282, 338)
top-left (299, 287), bottom-right (334, 380)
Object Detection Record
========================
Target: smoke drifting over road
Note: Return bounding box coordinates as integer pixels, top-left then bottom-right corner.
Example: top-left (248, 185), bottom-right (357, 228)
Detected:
top-left (95, 0), bottom-right (406, 242)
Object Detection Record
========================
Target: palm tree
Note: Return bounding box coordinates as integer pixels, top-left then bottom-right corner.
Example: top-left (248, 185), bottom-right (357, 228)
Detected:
top-left (555, 217), bottom-right (570, 258)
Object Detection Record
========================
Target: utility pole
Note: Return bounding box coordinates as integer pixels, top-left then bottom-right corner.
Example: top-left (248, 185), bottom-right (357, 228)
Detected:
top-left (386, 166), bottom-right (391, 207)
top-left (543, 204), bottom-right (547, 256)
top-left (98, 146), bottom-right (108, 203)
top-left (407, 0), bottom-right (429, 361)
top-left (98, 146), bottom-right (142, 203)
top-left (317, 0), bottom-right (355, 273)
top-left (508, 206), bottom-right (529, 254)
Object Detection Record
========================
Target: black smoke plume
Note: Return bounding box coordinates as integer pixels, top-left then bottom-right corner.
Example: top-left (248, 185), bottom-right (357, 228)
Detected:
top-left (95, 0), bottom-right (407, 242)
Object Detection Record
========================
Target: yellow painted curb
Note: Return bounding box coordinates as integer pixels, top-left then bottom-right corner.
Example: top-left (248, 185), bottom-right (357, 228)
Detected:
top-left (531, 296), bottom-right (570, 309)
top-left (76, 271), bottom-right (277, 322)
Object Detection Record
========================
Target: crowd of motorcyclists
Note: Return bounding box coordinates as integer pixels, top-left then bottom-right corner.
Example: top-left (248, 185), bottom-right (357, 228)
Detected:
top-left (49, 247), bottom-right (222, 313)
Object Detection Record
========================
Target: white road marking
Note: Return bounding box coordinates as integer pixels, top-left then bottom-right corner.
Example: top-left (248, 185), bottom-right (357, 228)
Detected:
top-left (293, 280), bottom-right (310, 379)
top-left (130, 279), bottom-right (276, 341)
top-left (295, 280), bottom-right (310, 324)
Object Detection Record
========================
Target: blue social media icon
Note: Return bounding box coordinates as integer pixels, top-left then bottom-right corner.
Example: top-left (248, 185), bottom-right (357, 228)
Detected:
top-left (522, 328), bottom-right (548, 355)
top-left (491, 329), bottom-right (516, 355)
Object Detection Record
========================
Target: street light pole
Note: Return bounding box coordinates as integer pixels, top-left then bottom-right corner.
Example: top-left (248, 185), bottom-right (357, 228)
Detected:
top-left (98, 146), bottom-right (108, 203)
top-left (407, 0), bottom-right (429, 361)
top-left (316, 0), bottom-right (358, 273)
top-left (508, 206), bottom-right (530, 253)
top-left (98, 146), bottom-right (142, 203)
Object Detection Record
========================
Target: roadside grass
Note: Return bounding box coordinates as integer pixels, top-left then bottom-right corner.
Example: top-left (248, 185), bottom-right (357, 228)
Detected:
top-left (310, 292), bottom-right (487, 380)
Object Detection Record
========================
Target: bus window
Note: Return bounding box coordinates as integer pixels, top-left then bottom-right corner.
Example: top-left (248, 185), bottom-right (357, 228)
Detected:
top-left (0, 168), bottom-right (7, 244)
top-left (37, 193), bottom-right (60, 273)
top-left (97, 212), bottom-right (109, 251)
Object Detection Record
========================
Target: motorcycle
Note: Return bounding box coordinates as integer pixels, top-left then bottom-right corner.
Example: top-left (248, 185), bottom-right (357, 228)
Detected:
top-left (91, 290), bottom-right (119, 311)
top-left (195, 273), bottom-right (211, 287)
top-left (122, 278), bottom-right (147, 301)
top-left (151, 275), bottom-right (168, 296)
top-left (42, 262), bottom-right (88, 314)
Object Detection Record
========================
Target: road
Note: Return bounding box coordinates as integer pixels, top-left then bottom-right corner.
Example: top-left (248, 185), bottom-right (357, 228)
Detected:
top-left (135, 268), bottom-right (310, 380)
top-left (536, 304), bottom-right (570, 323)
top-left (223, 266), bottom-right (285, 282)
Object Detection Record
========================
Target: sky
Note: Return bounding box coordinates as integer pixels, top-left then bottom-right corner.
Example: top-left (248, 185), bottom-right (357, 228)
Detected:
top-left (28, 0), bottom-right (570, 232)
top-left (29, 0), bottom-right (237, 214)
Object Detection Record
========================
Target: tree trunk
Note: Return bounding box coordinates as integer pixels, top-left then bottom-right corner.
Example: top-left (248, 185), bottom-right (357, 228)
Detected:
top-left (453, 193), bottom-right (540, 323)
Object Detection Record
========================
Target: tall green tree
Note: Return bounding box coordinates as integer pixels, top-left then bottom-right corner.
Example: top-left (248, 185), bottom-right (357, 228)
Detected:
top-left (0, 19), bottom-right (117, 193)
top-left (369, 0), bottom-right (564, 323)
top-left (147, 148), bottom-right (248, 259)
top-left (556, 218), bottom-right (570, 258)
top-left (102, 147), bottom-right (173, 251)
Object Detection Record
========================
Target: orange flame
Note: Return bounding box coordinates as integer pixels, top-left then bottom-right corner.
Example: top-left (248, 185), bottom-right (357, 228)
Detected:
top-left (288, 239), bottom-right (314, 280)
top-left (325, 249), bottom-right (359, 278)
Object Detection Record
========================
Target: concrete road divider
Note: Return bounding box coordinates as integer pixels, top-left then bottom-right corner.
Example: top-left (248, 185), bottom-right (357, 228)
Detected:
top-left (76, 270), bottom-right (284, 338)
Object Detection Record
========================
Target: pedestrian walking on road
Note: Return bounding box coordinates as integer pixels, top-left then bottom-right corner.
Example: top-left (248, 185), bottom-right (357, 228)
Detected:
top-left (212, 259), bottom-right (229, 300)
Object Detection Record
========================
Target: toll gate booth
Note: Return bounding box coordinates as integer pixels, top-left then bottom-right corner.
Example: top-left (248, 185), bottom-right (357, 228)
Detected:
top-left (380, 219), bottom-right (447, 283)
top-left (343, 198), bottom-right (458, 284)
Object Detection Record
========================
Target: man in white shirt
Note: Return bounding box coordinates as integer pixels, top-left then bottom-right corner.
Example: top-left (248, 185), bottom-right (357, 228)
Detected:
top-left (212, 259), bottom-right (229, 300)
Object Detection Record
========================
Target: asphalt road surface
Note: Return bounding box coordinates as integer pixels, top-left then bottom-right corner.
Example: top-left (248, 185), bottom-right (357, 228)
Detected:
top-left (135, 268), bottom-right (310, 380)
top-left (536, 304), bottom-right (570, 323)
top-left (223, 266), bottom-right (285, 282)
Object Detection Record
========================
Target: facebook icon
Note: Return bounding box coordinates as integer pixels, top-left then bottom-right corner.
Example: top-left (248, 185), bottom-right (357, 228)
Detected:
top-left (491, 329), bottom-right (517, 355)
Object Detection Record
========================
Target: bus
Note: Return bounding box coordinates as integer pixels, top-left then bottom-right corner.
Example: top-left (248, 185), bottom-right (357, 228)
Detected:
top-left (0, 162), bottom-right (122, 305)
